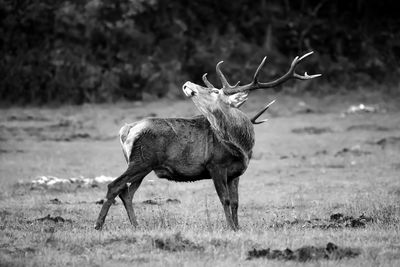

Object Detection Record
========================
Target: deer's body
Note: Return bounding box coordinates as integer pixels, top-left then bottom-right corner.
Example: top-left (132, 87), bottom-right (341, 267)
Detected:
top-left (119, 114), bottom-right (253, 182)
top-left (95, 52), bottom-right (320, 231)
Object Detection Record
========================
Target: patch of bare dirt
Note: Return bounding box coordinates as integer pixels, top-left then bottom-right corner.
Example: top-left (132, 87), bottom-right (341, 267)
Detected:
top-left (270, 213), bottom-right (373, 229)
top-left (247, 242), bottom-right (361, 261)
top-left (153, 232), bottom-right (203, 252)
top-left (142, 199), bottom-right (159, 205)
top-left (323, 164), bottom-right (346, 168)
top-left (49, 198), bottom-right (62, 204)
top-left (142, 198), bottom-right (181, 205)
top-left (291, 127), bottom-right (333, 134)
top-left (166, 198), bottom-right (181, 204)
top-left (101, 237), bottom-right (137, 246)
top-left (335, 146), bottom-right (372, 157)
top-left (296, 107), bottom-right (320, 114)
top-left (95, 199), bottom-right (117, 205)
top-left (346, 124), bottom-right (392, 132)
top-left (375, 136), bottom-right (400, 148)
top-left (31, 214), bottom-right (72, 224)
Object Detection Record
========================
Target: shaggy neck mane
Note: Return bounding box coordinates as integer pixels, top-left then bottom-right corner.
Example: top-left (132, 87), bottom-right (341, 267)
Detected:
top-left (195, 101), bottom-right (255, 158)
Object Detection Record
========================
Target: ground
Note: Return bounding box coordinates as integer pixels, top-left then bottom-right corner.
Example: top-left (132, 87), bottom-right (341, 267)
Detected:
top-left (0, 90), bottom-right (400, 266)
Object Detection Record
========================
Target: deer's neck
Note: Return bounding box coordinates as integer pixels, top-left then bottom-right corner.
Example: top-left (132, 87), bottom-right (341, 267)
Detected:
top-left (204, 105), bottom-right (255, 156)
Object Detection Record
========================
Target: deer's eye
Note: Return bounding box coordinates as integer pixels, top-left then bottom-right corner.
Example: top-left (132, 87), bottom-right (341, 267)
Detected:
top-left (211, 89), bottom-right (220, 94)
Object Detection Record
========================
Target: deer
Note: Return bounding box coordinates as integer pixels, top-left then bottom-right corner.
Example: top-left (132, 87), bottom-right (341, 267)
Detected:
top-left (95, 51), bottom-right (320, 231)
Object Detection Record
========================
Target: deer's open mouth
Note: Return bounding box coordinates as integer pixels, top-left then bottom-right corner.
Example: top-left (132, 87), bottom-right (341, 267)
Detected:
top-left (182, 82), bottom-right (197, 97)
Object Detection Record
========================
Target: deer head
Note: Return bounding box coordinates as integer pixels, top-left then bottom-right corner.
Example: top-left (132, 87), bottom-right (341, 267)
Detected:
top-left (183, 51), bottom-right (321, 117)
top-left (182, 81), bottom-right (248, 115)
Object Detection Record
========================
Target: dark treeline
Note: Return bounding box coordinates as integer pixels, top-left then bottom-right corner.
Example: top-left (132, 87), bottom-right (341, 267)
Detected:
top-left (1, 0), bottom-right (399, 104)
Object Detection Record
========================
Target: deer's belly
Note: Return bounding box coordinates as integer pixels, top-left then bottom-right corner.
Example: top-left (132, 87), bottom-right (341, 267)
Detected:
top-left (153, 160), bottom-right (247, 182)
top-left (153, 165), bottom-right (211, 182)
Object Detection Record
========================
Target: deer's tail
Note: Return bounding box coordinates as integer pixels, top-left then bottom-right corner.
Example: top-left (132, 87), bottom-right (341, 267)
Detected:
top-left (119, 123), bottom-right (131, 163)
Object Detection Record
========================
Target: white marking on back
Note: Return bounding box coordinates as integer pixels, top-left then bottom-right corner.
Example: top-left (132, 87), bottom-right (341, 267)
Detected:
top-left (119, 120), bottom-right (149, 163)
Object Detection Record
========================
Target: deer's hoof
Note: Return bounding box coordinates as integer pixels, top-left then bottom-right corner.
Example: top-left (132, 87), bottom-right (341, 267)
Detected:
top-left (94, 222), bottom-right (103, 231)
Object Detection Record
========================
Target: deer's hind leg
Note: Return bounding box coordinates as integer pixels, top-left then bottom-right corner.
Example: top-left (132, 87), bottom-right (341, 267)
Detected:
top-left (119, 175), bottom-right (147, 227)
top-left (95, 164), bottom-right (150, 230)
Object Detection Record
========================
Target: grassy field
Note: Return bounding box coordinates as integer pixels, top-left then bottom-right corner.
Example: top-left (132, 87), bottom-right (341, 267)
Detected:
top-left (1, 91), bottom-right (400, 266)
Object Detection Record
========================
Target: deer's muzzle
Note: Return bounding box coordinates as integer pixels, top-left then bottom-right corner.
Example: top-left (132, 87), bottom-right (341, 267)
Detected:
top-left (182, 81), bottom-right (198, 97)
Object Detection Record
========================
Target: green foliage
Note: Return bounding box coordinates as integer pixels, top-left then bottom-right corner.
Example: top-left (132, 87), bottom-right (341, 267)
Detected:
top-left (0, 0), bottom-right (399, 104)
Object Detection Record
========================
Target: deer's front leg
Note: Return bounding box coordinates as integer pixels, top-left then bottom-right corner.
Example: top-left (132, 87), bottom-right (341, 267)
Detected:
top-left (209, 165), bottom-right (237, 231)
top-left (228, 177), bottom-right (239, 228)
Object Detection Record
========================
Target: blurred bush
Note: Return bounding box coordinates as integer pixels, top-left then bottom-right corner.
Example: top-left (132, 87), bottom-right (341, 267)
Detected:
top-left (0, 0), bottom-right (399, 104)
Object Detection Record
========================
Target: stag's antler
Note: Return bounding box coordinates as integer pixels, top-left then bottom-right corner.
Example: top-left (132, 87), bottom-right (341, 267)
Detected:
top-left (202, 73), bottom-right (214, 88)
top-left (210, 51), bottom-right (321, 95)
top-left (202, 62), bottom-right (241, 90)
top-left (250, 99), bottom-right (276, 124)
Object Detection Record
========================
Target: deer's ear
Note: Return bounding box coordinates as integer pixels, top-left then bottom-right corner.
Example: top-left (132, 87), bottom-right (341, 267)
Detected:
top-left (228, 92), bottom-right (248, 107)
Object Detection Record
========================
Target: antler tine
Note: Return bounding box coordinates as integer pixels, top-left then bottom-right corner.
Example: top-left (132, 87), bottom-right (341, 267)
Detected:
top-left (294, 72), bottom-right (322, 80)
top-left (253, 56), bottom-right (267, 84)
top-left (223, 51), bottom-right (321, 95)
top-left (232, 81), bottom-right (241, 87)
top-left (216, 61), bottom-right (234, 89)
top-left (298, 51), bottom-right (314, 61)
top-left (221, 57), bottom-right (265, 94)
top-left (250, 99), bottom-right (276, 124)
top-left (202, 73), bottom-right (215, 88)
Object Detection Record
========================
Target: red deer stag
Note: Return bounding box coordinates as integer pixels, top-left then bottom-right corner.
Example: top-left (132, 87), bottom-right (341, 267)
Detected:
top-left (95, 51), bottom-right (320, 231)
